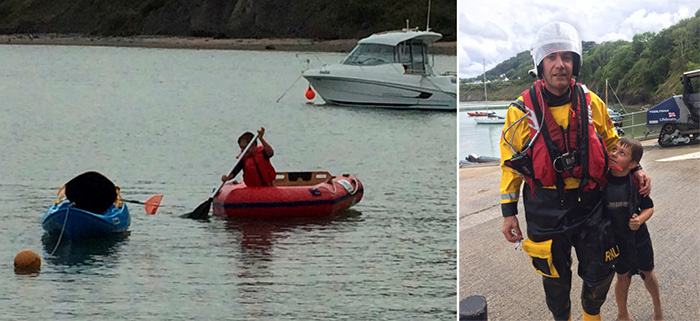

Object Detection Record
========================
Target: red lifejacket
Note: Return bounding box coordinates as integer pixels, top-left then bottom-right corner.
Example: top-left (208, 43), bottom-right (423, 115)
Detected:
top-left (513, 79), bottom-right (608, 191)
top-left (242, 146), bottom-right (276, 187)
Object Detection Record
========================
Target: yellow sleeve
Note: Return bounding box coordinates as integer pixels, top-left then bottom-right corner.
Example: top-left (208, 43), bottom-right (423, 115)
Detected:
top-left (499, 97), bottom-right (529, 205)
top-left (589, 91), bottom-right (619, 151)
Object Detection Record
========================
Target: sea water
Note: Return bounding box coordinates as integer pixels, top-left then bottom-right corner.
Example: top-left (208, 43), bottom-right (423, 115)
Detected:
top-left (458, 102), bottom-right (508, 162)
top-left (0, 45), bottom-right (456, 320)
top-left (458, 102), bottom-right (654, 163)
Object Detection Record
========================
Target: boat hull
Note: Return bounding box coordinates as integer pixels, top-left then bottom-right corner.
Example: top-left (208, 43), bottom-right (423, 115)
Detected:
top-left (212, 175), bottom-right (364, 218)
top-left (474, 117), bottom-right (505, 124)
top-left (467, 111), bottom-right (495, 117)
top-left (303, 65), bottom-right (456, 110)
top-left (42, 200), bottom-right (130, 239)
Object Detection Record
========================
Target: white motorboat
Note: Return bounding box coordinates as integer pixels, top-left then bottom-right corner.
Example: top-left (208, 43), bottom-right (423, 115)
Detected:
top-left (302, 29), bottom-right (456, 110)
top-left (474, 114), bottom-right (506, 125)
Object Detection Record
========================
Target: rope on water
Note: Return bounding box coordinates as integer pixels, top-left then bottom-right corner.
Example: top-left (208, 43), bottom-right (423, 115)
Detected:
top-left (49, 205), bottom-right (70, 256)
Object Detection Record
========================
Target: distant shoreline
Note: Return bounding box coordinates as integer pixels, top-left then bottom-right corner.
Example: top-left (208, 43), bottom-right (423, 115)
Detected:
top-left (0, 34), bottom-right (457, 55)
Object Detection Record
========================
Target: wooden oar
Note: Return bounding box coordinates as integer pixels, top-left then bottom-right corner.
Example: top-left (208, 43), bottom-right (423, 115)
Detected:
top-left (122, 194), bottom-right (163, 215)
top-left (184, 132), bottom-right (259, 219)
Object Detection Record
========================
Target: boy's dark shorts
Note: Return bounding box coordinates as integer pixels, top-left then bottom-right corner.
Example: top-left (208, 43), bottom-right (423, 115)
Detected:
top-left (615, 224), bottom-right (654, 274)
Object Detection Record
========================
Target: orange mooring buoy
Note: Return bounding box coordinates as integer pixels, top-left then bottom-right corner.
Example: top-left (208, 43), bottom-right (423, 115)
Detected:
top-left (305, 86), bottom-right (315, 100)
top-left (14, 249), bottom-right (41, 274)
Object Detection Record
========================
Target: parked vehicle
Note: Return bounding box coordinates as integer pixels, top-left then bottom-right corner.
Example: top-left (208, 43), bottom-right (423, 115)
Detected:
top-left (646, 69), bottom-right (700, 146)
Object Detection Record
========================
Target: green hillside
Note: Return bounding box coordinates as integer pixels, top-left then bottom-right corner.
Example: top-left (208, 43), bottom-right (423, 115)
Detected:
top-left (460, 9), bottom-right (700, 105)
top-left (0, 0), bottom-right (455, 41)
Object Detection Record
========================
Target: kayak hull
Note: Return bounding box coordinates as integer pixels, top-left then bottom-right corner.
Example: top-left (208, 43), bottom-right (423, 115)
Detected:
top-left (42, 200), bottom-right (130, 239)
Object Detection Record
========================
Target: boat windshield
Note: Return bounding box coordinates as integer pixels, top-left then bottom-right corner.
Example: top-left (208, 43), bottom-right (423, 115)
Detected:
top-left (341, 40), bottom-right (434, 75)
top-left (342, 44), bottom-right (396, 66)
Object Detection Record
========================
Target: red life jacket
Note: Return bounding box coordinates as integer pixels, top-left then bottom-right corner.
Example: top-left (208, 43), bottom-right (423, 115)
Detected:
top-left (242, 146), bottom-right (276, 187)
top-left (509, 79), bottom-right (608, 191)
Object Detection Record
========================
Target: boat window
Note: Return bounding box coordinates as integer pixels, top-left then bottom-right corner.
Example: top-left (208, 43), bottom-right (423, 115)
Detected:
top-left (397, 41), bottom-right (429, 74)
top-left (397, 42), bottom-right (411, 65)
top-left (411, 42), bottom-right (426, 73)
top-left (342, 44), bottom-right (396, 66)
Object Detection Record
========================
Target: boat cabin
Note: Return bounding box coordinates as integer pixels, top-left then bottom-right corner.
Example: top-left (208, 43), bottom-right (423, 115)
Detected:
top-left (341, 30), bottom-right (443, 75)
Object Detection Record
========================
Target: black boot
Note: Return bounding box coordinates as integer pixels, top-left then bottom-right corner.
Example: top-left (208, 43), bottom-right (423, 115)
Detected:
top-left (581, 270), bottom-right (614, 315)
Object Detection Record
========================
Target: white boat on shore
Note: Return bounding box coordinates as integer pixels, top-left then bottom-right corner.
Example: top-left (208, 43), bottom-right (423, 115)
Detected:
top-left (302, 28), bottom-right (456, 110)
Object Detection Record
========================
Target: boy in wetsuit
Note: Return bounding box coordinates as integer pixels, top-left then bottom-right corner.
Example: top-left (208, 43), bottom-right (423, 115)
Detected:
top-left (605, 137), bottom-right (663, 321)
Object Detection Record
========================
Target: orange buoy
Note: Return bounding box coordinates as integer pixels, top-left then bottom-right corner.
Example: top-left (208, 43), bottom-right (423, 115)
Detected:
top-left (14, 249), bottom-right (41, 274)
top-left (305, 86), bottom-right (315, 100)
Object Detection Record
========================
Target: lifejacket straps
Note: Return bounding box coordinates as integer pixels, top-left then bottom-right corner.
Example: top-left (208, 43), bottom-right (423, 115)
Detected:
top-left (573, 83), bottom-right (592, 199)
top-left (504, 79), bottom-right (608, 206)
top-left (252, 150), bottom-right (274, 187)
top-left (552, 150), bottom-right (580, 173)
top-left (626, 175), bottom-right (641, 276)
top-left (529, 82), bottom-right (568, 207)
top-left (253, 158), bottom-right (269, 187)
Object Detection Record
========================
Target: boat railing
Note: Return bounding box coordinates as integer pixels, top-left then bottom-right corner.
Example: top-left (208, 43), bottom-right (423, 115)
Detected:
top-left (615, 109), bottom-right (658, 140)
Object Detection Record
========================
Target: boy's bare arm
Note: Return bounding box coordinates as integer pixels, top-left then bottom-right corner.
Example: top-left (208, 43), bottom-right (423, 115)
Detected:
top-left (629, 208), bottom-right (654, 231)
top-left (257, 127), bottom-right (274, 157)
top-left (260, 136), bottom-right (274, 157)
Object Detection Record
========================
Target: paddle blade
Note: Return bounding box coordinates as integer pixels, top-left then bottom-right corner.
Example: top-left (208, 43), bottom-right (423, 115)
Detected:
top-left (144, 194), bottom-right (163, 215)
top-left (185, 198), bottom-right (212, 220)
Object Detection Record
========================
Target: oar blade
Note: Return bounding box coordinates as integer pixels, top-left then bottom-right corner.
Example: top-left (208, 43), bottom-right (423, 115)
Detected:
top-left (185, 198), bottom-right (212, 220)
top-left (144, 194), bottom-right (163, 215)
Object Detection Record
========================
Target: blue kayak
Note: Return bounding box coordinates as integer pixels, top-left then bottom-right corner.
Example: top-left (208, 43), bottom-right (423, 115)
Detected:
top-left (42, 200), bottom-right (130, 239)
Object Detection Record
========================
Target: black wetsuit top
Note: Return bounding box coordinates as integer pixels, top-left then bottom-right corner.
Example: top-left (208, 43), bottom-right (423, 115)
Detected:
top-left (604, 174), bottom-right (653, 270)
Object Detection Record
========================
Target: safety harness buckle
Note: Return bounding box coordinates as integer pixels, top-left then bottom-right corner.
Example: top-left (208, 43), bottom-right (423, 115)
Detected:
top-left (552, 150), bottom-right (579, 173)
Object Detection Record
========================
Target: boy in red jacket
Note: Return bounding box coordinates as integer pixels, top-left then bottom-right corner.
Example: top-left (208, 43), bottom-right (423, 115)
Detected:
top-left (221, 127), bottom-right (276, 187)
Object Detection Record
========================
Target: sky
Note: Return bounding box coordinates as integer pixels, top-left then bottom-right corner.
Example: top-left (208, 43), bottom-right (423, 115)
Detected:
top-left (458, 0), bottom-right (699, 78)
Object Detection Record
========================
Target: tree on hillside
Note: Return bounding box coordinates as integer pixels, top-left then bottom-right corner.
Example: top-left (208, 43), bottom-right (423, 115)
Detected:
top-left (461, 13), bottom-right (699, 103)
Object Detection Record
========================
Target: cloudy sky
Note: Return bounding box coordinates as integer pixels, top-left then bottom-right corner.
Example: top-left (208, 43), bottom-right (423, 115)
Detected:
top-left (458, 0), bottom-right (699, 78)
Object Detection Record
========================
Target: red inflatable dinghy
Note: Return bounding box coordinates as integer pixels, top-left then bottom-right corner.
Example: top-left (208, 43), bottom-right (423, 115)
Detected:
top-left (212, 171), bottom-right (363, 218)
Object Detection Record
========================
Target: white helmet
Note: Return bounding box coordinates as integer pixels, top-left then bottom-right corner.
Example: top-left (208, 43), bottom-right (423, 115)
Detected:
top-left (531, 22), bottom-right (582, 78)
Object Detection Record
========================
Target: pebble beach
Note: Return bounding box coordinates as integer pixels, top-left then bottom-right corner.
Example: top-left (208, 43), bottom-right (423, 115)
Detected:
top-left (0, 34), bottom-right (456, 55)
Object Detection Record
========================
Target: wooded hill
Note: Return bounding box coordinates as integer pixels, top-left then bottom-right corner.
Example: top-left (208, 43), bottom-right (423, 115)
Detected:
top-left (0, 0), bottom-right (455, 41)
top-left (460, 9), bottom-right (700, 106)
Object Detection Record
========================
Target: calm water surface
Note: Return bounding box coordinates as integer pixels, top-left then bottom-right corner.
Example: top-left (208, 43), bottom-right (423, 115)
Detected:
top-left (0, 45), bottom-right (456, 320)
top-left (458, 102), bottom-right (507, 161)
top-left (458, 102), bottom-right (652, 162)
